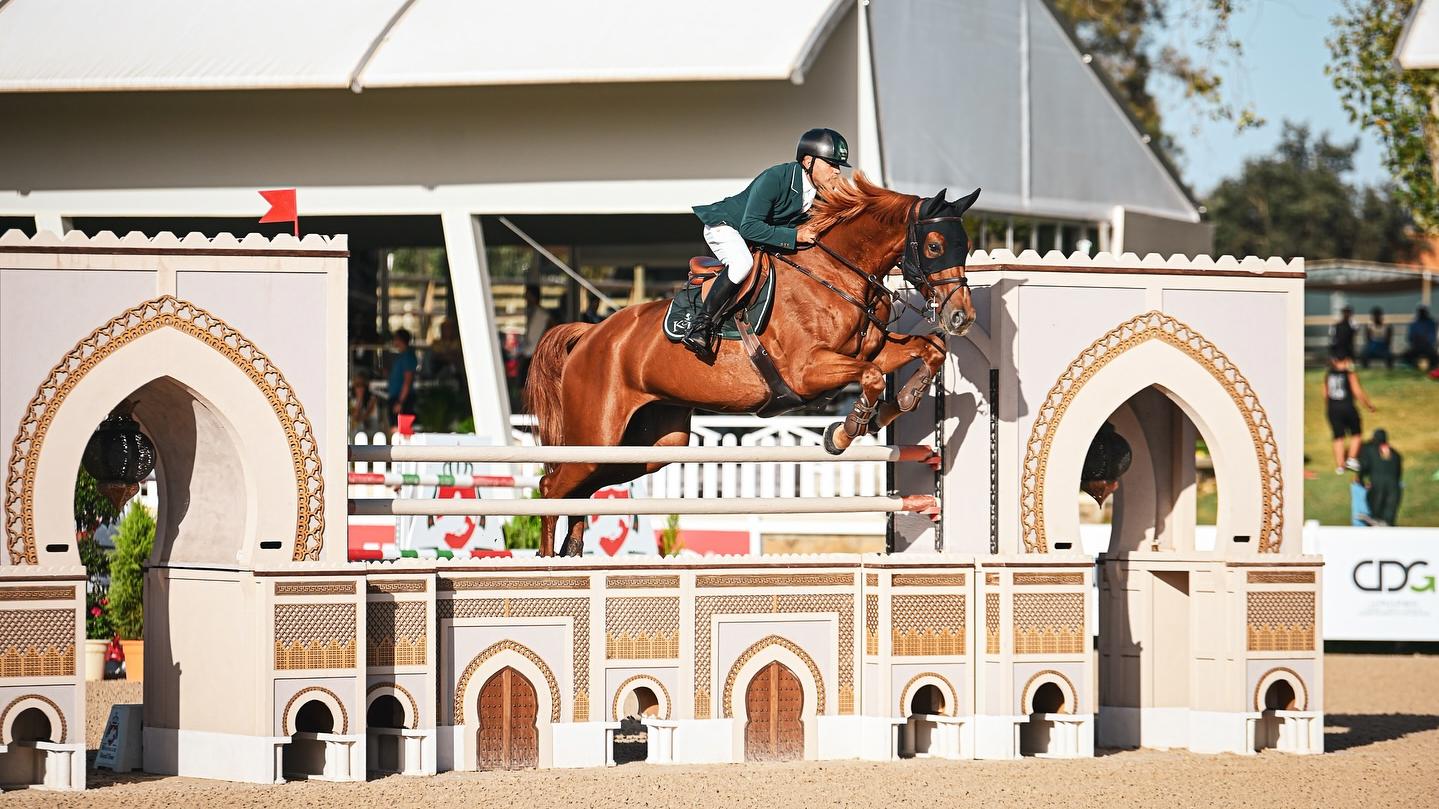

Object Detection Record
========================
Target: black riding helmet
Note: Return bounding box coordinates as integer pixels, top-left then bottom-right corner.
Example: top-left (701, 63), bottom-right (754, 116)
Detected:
top-left (796, 128), bottom-right (851, 167)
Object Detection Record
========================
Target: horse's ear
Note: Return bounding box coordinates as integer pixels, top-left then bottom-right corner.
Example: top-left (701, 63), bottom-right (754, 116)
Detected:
top-left (954, 187), bottom-right (981, 216)
top-left (921, 189), bottom-right (948, 218)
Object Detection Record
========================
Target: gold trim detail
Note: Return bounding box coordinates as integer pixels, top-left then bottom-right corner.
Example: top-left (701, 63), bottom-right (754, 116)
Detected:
top-left (610, 674), bottom-right (672, 721)
top-left (898, 672), bottom-right (958, 717)
top-left (1012, 593), bottom-right (1086, 654)
top-left (1246, 592), bottom-right (1315, 651)
top-left (440, 598), bottom-right (588, 713)
top-left (891, 595), bottom-right (966, 656)
top-left (1020, 670), bottom-right (1078, 715)
top-left (367, 600), bottom-right (426, 667)
top-left (865, 594), bottom-right (880, 656)
top-left (274, 603), bottom-right (357, 670)
top-left (696, 573), bottom-right (854, 588)
top-left (0, 586), bottom-right (75, 601)
top-left (893, 574), bottom-right (966, 587)
top-left (985, 573), bottom-right (1000, 586)
top-left (605, 597), bottom-right (679, 659)
top-left (865, 574), bottom-right (880, 587)
top-left (282, 686), bottom-right (349, 735)
top-left (0, 694), bottom-right (67, 743)
top-left (441, 576), bottom-right (589, 590)
top-left (1013, 573), bottom-right (1084, 586)
top-left (368, 580), bottom-right (427, 594)
top-left (1019, 310), bottom-right (1284, 553)
top-left (608, 575), bottom-right (680, 589)
top-left (275, 581), bottom-right (355, 596)
top-left (1253, 667), bottom-right (1309, 712)
top-left (0, 608), bottom-right (75, 677)
top-left (366, 682), bottom-right (420, 729)
top-left (1247, 571), bottom-right (1314, 584)
top-left (453, 639), bottom-right (561, 724)
top-left (984, 592), bottom-right (1000, 655)
top-left (721, 635), bottom-right (825, 718)
top-left (4, 295), bottom-right (324, 564)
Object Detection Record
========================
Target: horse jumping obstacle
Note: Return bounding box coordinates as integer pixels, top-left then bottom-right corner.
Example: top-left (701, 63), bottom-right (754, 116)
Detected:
top-left (0, 231), bottom-right (1321, 791)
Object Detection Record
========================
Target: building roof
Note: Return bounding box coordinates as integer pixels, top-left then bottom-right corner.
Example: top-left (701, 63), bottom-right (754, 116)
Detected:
top-left (0, 0), bottom-right (850, 92)
top-left (1397, 0), bottom-right (1439, 69)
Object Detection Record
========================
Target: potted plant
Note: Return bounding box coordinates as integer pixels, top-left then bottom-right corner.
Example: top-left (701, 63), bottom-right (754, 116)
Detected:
top-left (109, 502), bottom-right (155, 681)
top-left (74, 469), bottom-right (118, 681)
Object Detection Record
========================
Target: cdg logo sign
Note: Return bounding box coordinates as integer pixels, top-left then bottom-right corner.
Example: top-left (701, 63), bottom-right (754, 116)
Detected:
top-left (1352, 560), bottom-right (1437, 593)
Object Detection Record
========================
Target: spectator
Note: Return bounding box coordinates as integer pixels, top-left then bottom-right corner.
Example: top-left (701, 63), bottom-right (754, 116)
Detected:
top-left (1359, 307), bottom-right (1393, 369)
top-left (349, 371), bottom-right (381, 435)
top-left (1328, 305), bottom-right (1357, 360)
top-left (518, 284), bottom-right (552, 387)
top-left (1356, 428), bottom-right (1403, 526)
top-left (387, 328), bottom-right (419, 430)
top-left (1403, 305), bottom-right (1438, 371)
top-left (1323, 353), bottom-right (1375, 474)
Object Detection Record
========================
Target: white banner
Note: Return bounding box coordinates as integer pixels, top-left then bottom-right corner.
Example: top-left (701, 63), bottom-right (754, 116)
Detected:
top-left (1315, 527), bottom-right (1439, 642)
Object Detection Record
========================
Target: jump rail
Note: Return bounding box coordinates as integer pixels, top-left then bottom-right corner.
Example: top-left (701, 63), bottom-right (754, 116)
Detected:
top-left (349, 495), bottom-right (940, 517)
top-left (347, 472), bottom-right (540, 488)
top-left (348, 444), bottom-right (940, 467)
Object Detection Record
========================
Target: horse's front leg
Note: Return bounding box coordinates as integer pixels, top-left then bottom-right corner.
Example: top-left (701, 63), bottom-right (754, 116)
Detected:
top-left (869, 334), bottom-right (947, 430)
top-left (793, 351), bottom-right (888, 454)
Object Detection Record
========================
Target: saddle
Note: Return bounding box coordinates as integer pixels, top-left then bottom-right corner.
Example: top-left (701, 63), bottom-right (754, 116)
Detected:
top-left (686, 253), bottom-right (771, 313)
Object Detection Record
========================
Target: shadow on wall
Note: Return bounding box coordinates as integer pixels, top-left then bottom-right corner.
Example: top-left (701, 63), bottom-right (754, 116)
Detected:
top-left (1323, 714), bottom-right (1439, 753)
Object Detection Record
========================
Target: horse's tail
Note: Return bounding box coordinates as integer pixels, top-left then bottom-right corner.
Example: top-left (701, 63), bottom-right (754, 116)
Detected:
top-left (523, 322), bottom-right (594, 448)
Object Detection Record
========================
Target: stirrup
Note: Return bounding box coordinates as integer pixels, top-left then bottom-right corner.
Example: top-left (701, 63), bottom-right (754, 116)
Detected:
top-left (681, 319), bottom-right (719, 358)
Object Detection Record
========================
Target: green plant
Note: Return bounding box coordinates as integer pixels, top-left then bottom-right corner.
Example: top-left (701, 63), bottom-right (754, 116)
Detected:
top-left (108, 502), bottom-right (155, 640)
top-left (74, 467), bottom-right (119, 537)
top-left (502, 491), bottom-right (543, 550)
top-left (78, 535), bottom-right (113, 639)
top-left (659, 514), bottom-right (683, 557)
top-left (86, 590), bottom-right (113, 640)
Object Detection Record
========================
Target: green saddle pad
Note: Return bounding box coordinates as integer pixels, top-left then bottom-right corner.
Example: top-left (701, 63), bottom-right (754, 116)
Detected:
top-left (663, 268), bottom-right (777, 342)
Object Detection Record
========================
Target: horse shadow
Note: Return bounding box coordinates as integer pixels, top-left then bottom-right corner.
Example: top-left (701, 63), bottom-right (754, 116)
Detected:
top-left (1323, 713), bottom-right (1439, 752)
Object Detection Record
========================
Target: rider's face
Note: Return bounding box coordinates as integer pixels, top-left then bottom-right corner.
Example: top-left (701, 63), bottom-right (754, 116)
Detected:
top-left (807, 157), bottom-right (842, 191)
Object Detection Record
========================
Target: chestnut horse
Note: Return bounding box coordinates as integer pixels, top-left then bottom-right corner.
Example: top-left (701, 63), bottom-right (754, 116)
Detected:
top-left (524, 174), bottom-right (979, 556)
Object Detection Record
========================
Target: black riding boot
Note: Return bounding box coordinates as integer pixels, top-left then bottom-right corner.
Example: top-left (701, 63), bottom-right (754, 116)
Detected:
top-left (681, 272), bottom-right (739, 359)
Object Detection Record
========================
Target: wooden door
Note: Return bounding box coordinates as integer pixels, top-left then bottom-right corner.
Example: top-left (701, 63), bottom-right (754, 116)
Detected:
top-left (477, 666), bottom-right (538, 769)
top-left (745, 661), bottom-right (804, 761)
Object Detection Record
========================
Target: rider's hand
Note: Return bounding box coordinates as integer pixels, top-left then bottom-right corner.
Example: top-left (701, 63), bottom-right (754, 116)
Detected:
top-left (796, 224), bottom-right (817, 244)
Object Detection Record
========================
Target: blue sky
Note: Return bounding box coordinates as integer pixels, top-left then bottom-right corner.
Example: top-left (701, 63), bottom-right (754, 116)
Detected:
top-left (1150, 0), bottom-right (1389, 197)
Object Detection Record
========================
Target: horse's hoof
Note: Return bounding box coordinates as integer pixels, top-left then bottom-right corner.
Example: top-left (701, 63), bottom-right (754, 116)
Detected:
top-left (823, 422), bottom-right (850, 455)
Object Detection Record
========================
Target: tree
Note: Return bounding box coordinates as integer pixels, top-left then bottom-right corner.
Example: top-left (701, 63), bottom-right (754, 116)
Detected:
top-left (108, 502), bottom-right (155, 640)
top-left (1052, 0), bottom-right (1261, 154)
top-left (1328, 0), bottom-right (1439, 233)
top-left (1206, 122), bottom-right (1416, 260)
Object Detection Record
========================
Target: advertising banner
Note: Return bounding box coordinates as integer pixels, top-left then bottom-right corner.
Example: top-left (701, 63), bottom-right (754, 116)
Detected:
top-left (1316, 527), bottom-right (1439, 642)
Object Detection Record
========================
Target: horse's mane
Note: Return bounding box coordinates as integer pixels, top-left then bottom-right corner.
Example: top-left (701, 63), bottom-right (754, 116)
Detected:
top-left (806, 171), bottom-right (917, 235)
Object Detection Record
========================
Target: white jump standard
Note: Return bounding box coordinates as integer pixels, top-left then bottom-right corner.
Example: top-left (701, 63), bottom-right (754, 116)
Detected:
top-left (0, 231), bottom-right (1321, 790)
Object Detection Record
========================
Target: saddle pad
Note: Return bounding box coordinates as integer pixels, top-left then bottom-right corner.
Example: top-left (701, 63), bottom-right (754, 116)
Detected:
top-left (663, 266), bottom-right (776, 342)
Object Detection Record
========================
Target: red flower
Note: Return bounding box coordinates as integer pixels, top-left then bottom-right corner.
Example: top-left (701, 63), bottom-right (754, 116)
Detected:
top-left (101, 597), bottom-right (109, 606)
top-left (90, 606), bottom-right (102, 617)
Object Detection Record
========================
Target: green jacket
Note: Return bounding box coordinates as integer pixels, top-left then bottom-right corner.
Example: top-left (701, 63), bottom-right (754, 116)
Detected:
top-left (693, 162), bottom-right (808, 251)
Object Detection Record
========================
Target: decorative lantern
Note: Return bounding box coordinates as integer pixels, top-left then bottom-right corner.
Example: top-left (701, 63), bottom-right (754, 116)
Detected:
top-left (82, 403), bottom-right (156, 513)
top-left (1080, 421), bottom-right (1132, 506)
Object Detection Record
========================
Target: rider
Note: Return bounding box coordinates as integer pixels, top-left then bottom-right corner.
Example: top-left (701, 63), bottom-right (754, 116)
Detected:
top-left (683, 128), bottom-right (851, 358)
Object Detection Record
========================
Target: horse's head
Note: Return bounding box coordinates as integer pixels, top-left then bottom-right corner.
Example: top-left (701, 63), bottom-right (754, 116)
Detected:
top-left (902, 188), bottom-right (980, 337)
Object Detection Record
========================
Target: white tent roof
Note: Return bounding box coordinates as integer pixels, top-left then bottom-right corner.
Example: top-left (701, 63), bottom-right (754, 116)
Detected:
top-left (0, 0), bottom-right (850, 92)
top-left (1396, 0), bottom-right (1439, 69)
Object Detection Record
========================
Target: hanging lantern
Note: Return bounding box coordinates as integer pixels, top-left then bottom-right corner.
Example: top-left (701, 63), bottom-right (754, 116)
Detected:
top-left (82, 403), bottom-right (156, 513)
top-left (1080, 422), bottom-right (1132, 506)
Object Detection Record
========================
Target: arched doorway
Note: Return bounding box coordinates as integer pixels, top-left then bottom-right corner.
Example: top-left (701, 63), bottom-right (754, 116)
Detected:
top-left (0, 707), bottom-right (54, 788)
top-left (283, 700), bottom-right (335, 779)
top-left (477, 667), bottom-right (538, 770)
top-left (367, 694), bottom-right (406, 774)
top-left (613, 685), bottom-right (660, 765)
top-left (906, 684), bottom-right (946, 757)
top-left (744, 661), bottom-right (804, 762)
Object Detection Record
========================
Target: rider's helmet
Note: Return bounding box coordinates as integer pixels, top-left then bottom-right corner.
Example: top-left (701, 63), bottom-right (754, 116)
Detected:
top-left (796, 128), bottom-right (851, 167)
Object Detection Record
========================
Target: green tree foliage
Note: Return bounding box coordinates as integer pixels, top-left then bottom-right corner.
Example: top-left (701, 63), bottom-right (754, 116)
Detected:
top-left (1206, 122), bottom-right (1416, 261)
top-left (1052, 0), bottom-right (1260, 154)
top-left (108, 503), bottom-right (155, 640)
top-left (1328, 0), bottom-right (1439, 232)
top-left (73, 467), bottom-right (119, 536)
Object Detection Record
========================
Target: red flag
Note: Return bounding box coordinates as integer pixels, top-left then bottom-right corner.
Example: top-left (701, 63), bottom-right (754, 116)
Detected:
top-left (258, 188), bottom-right (299, 237)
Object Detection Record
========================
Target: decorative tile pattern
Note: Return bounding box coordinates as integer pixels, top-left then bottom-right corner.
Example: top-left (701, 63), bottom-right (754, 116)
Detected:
top-left (985, 592), bottom-right (1000, 654)
top-left (442, 576), bottom-right (589, 591)
top-left (0, 586), bottom-right (75, 601)
top-left (721, 635), bottom-right (825, 717)
top-left (453, 640), bottom-right (561, 723)
top-left (693, 594), bottom-right (854, 718)
top-left (891, 595), bottom-right (966, 656)
top-left (1247, 571), bottom-right (1315, 584)
top-left (4, 296), bottom-right (324, 564)
top-left (985, 573), bottom-right (1000, 586)
top-left (274, 603), bottom-right (356, 670)
top-left (275, 581), bottom-right (355, 596)
top-left (607, 575), bottom-right (680, 589)
top-left (367, 600), bottom-right (426, 667)
top-left (892, 573), bottom-right (966, 587)
top-left (1013, 573), bottom-right (1084, 586)
top-left (864, 574), bottom-right (879, 587)
top-left (605, 597), bottom-right (679, 659)
top-left (865, 594), bottom-right (880, 656)
top-left (1012, 593), bottom-right (1085, 654)
top-left (1019, 311), bottom-right (1284, 553)
top-left (0, 609), bottom-right (75, 677)
top-left (441, 598), bottom-right (588, 715)
top-left (368, 580), bottom-right (427, 594)
top-left (1246, 592), bottom-right (1315, 651)
top-left (696, 573), bottom-right (854, 588)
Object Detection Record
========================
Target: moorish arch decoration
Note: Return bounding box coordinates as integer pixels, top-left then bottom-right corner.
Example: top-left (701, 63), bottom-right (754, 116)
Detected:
top-left (453, 640), bottom-right (561, 724)
top-left (722, 635), bottom-right (825, 718)
top-left (1019, 310), bottom-right (1284, 554)
top-left (3, 295), bottom-right (325, 564)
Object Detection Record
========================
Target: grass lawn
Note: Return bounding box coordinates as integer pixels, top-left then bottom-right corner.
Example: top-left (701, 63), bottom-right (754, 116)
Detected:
top-left (1195, 367), bottom-right (1437, 526)
top-left (1301, 367), bottom-right (1438, 526)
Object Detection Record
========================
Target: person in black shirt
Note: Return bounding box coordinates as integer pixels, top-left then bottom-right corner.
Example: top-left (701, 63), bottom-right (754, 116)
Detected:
top-left (1356, 428), bottom-right (1403, 525)
top-left (1329, 305), bottom-right (1357, 360)
top-left (1324, 354), bottom-right (1376, 474)
top-left (1359, 307), bottom-right (1393, 369)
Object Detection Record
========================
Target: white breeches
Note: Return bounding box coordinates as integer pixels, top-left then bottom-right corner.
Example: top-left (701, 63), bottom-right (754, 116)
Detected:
top-left (702, 224), bottom-right (754, 283)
